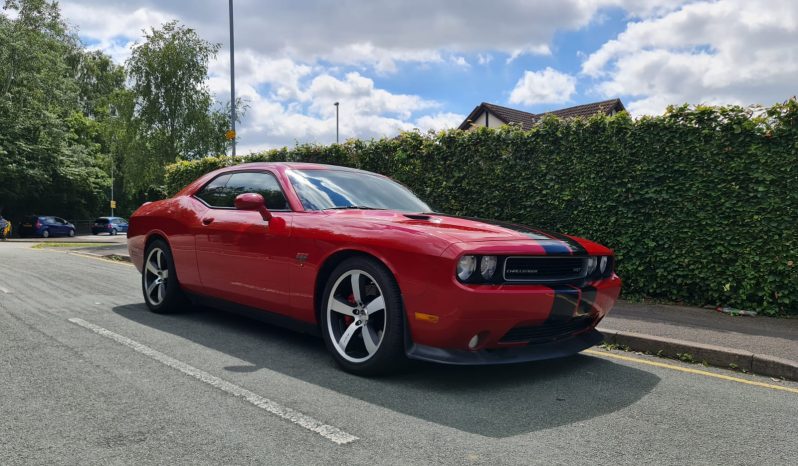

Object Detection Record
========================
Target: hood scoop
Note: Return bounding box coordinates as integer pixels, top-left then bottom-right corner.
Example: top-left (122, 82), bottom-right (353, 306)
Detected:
top-left (403, 213), bottom-right (433, 221)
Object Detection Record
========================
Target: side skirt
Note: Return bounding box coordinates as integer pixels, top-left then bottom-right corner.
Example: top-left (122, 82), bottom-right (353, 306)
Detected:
top-left (184, 291), bottom-right (321, 337)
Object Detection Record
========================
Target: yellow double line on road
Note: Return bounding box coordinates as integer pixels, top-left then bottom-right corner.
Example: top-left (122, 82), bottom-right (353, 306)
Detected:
top-left (585, 349), bottom-right (798, 394)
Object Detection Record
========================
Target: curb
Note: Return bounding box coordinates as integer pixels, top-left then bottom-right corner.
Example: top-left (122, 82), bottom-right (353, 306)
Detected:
top-left (598, 328), bottom-right (798, 382)
top-left (70, 251), bottom-right (132, 263)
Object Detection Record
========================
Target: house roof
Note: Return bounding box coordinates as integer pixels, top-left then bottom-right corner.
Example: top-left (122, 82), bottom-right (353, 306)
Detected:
top-left (458, 98), bottom-right (625, 130)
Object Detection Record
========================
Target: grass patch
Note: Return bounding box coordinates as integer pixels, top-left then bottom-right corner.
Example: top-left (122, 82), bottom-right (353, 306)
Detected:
top-left (31, 242), bottom-right (97, 249)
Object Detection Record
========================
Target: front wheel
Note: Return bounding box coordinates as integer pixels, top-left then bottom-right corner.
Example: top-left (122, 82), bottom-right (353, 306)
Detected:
top-left (68, 229), bottom-right (75, 237)
top-left (142, 240), bottom-right (187, 313)
top-left (320, 257), bottom-right (407, 375)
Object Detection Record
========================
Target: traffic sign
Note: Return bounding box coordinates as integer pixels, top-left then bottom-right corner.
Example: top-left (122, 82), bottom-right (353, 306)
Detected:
top-left (225, 130), bottom-right (236, 140)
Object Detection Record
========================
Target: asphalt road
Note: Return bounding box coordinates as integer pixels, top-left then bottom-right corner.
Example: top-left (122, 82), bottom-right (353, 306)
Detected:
top-left (1, 242), bottom-right (796, 465)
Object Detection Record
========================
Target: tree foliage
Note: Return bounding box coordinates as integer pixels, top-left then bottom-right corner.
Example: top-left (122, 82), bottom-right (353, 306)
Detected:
top-left (0, 0), bottom-right (111, 220)
top-left (124, 20), bottom-right (229, 194)
top-left (1, 2), bottom-right (232, 221)
top-left (166, 101), bottom-right (798, 316)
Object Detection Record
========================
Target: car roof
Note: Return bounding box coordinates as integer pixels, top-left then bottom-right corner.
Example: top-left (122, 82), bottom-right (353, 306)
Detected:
top-left (229, 162), bottom-right (362, 172)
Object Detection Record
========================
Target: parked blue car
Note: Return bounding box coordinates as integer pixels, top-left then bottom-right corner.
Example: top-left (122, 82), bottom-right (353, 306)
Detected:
top-left (19, 216), bottom-right (76, 238)
top-left (91, 217), bottom-right (128, 235)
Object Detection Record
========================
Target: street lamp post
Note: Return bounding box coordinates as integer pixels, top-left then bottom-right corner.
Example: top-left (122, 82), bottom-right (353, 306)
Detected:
top-left (110, 158), bottom-right (114, 217)
top-left (109, 106), bottom-right (117, 217)
top-left (229, 0), bottom-right (236, 156)
top-left (334, 102), bottom-right (339, 144)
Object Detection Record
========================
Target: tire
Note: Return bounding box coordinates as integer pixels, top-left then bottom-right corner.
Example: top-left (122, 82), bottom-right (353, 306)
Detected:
top-left (142, 239), bottom-right (188, 314)
top-left (41, 229), bottom-right (49, 238)
top-left (111, 228), bottom-right (117, 236)
top-left (320, 256), bottom-right (407, 375)
top-left (68, 229), bottom-right (75, 237)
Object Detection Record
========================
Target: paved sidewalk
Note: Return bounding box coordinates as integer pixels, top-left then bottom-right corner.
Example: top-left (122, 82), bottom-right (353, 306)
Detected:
top-left (601, 301), bottom-right (798, 362)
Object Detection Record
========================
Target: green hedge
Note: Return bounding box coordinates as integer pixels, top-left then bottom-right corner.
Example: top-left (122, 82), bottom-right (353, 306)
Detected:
top-left (165, 101), bottom-right (798, 315)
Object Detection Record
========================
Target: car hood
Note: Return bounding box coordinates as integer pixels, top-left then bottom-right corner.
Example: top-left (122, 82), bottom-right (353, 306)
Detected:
top-left (324, 210), bottom-right (604, 255)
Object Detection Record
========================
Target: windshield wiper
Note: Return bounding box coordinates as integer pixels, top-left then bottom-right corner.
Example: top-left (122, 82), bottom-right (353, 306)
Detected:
top-left (325, 205), bottom-right (386, 210)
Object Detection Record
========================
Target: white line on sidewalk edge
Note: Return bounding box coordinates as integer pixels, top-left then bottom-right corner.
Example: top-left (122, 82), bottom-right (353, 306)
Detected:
top-left (68, 317), bottom-right (358, 445)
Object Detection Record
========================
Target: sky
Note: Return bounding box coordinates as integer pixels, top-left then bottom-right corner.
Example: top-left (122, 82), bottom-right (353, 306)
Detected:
top-left (52, 0), bottom-right (798, 153)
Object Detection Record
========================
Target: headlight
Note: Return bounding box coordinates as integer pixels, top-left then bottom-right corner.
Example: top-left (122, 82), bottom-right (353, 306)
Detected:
top-left (586, 256), bottom-right (598, 275)
top-left (480, 256), bottom-right (497, 279)
top-left (457, 255), bottom-right (477, 281)
top-left (599, 256), bottom-right (608, 274)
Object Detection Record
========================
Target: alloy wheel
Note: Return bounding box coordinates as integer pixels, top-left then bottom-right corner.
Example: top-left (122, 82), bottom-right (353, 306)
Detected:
top-left (326, 269), bottom-right (387, 363)
top-left (144, 248), bottom-right (169, 306)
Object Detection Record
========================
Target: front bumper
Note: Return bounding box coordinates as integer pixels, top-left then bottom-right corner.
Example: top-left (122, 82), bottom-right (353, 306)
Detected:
top-left (403, 274), bottom-right (621, 353)
top-left (406, 329), bottom-right (603, 365)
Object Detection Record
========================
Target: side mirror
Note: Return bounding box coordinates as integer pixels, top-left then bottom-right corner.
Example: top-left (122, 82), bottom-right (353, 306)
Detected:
top-left (234, 193), bottom-right (272, 221)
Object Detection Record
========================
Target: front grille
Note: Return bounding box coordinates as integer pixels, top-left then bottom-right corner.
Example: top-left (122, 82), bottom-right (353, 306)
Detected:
top-left (500, 316), bottom-right (594, 344)
top-left (503, 256), bottom-right (588, 282)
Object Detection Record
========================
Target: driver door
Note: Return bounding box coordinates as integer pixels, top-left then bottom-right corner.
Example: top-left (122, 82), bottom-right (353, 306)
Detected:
top-left (193, 170), bottom-right (295, 314)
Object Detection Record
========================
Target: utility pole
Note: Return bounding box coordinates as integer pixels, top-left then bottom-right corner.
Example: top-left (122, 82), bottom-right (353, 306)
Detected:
top-left (334, 102), bottom-right (339, 144)
top-left (229, 0), bottom-right (236, 156)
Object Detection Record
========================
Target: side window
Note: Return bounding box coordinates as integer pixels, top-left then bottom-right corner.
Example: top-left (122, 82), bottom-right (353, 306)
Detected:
top-left (195, 174), bottom-right (233, 207)
top-left (225, 172), bottom-right (289, 210)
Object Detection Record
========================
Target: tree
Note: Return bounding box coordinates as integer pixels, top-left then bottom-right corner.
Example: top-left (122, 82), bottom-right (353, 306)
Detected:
top-left (125, 20), bottom-right (229, 193)
top-left (0, 0), bottom-right (111, 221)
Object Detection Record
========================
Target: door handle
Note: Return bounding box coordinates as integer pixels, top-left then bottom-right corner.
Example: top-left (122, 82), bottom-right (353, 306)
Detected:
top-left (202, 217), bottom-right (214, 225)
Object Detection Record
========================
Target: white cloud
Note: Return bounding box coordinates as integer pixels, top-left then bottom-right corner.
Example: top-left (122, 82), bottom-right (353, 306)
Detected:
top-left (220, 70), bottom-right (442, 150)
top-left (509, 67), bottom-right (577, 105)
top-left (50, 0), bottom-right (794, 150)
top-left (415, 112), bottom-right (466, 131)
top-left (59, 0), bottom-right (636, 69)
top-left (450, 56), bottom-right (470, 68)
top-left (583, 0), bottom-right (798, 115)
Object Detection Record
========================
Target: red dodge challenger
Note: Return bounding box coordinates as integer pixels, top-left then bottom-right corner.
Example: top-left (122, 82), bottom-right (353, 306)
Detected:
top-left (128, 162), bottom-right (621, 374)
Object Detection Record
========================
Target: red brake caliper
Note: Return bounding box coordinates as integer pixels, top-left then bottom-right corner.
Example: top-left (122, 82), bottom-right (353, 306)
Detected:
top-left (343, 293), bottom-right (356, 326)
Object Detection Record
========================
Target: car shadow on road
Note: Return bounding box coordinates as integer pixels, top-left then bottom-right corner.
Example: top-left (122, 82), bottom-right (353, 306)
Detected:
top-left (113, 303), bottom-right (660, 438)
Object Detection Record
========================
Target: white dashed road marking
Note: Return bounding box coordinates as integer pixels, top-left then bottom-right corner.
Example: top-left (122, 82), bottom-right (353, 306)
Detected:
top-left (68, 317), bottom-right (358, 445)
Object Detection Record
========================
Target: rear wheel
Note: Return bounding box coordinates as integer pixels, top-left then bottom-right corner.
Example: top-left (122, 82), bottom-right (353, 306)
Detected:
top-left (320, 257), bottom-right (407, 375)
top-left (41, 229), bottom-right (49, 238)
top-left (111, 228), bottom-right (117, 236)
top-left (142, 240), bottom-right (187, 313)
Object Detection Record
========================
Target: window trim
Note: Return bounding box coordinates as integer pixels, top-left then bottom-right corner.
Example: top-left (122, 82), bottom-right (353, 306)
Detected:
top-left (192, 169), bottom-right (293, 212)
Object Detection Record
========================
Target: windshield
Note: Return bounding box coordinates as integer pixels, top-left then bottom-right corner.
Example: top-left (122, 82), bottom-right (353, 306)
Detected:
top-left (287, 169), bottom-right (431, 212)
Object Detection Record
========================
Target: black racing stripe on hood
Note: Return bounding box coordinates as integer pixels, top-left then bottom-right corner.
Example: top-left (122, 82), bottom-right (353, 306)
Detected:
top-left (432, 214), bottom-right (586, 255)
top-left (526, 228), bottom-right (587, 255)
